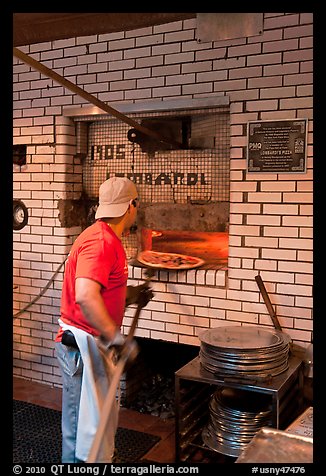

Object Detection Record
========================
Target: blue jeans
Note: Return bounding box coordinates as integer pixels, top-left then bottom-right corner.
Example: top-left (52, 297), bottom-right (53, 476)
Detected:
top-left (55, 342), bottom-right (84, 463)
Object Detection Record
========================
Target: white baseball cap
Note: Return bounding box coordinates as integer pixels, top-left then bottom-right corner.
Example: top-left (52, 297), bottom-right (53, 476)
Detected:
top-left (95, 176), bottom-right (138, 219)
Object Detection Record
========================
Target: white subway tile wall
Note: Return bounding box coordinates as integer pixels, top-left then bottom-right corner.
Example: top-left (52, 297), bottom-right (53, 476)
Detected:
top-left (13, 13), bottom-right (313, 386)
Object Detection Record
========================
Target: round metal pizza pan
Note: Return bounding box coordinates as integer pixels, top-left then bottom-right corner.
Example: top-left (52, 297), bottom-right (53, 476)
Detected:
top-left (200, 359), bottom-right (289, 379)
top-left (200, 339), bottom-right (289, 357)
top-left (202, 426), bottom-right (243, 457)
top-left (200, 360), bottom-right (287, 376)
top-left (208, 411), bottom-right (270, 432)
top-left (212, 387), bottom-right (271, 414)
top-left (199, 349), bottom-right (289, 372)
top-left (202, 424), bottom-right (257, 457)
top-left (199, 350), bottom-right (289, 375)
top-left (199, 326), bottom-right (290, 350)
top-left (199, 346), bottom-right (289, 369)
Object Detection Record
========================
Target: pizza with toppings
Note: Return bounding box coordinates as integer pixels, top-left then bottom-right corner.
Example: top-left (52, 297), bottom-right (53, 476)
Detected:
top-left (137, 250), bottom-right (204, 270)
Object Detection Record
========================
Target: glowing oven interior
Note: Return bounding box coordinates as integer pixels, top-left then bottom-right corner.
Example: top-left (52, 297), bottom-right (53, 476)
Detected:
top-left (137, 228), bottom-right (228, 270)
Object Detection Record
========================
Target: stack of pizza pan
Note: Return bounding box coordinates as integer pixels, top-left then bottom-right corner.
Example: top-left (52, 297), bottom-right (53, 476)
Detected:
top-left (199, 325), bottom-right (291, 381)
top-left (202, 387), bottom-right (272, 457)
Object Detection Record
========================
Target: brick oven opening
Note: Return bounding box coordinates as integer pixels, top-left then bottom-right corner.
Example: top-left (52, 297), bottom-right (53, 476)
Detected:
top-left (121, 337), bottom-right (199, 418)
top-left (75, 100), bottom-right (230, 271)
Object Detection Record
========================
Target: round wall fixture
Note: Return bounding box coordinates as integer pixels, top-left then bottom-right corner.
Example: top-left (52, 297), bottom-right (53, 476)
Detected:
top-left (13, 199), bottom-right (29, 230)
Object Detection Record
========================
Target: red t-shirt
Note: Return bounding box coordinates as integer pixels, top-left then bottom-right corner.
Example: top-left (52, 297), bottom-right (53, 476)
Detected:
top-left (55, 220), bottom-right (128, 342)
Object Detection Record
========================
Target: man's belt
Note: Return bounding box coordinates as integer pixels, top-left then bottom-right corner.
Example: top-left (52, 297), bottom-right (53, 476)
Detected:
top-left (61, 330), bottom-right (79, 349)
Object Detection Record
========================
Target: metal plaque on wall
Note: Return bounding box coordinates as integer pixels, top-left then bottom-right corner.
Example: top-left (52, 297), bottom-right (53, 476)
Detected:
top-left (247, 119), bottom-right (307, 173)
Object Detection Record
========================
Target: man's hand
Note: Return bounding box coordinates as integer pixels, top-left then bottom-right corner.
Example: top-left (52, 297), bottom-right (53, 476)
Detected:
top-left (109, 330), bottom-right (139, 366)
top-left (125, 283), bottom-right (154, 308)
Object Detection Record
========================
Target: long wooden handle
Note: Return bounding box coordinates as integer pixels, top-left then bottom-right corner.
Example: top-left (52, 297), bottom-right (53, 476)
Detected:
top-left (87, 302), bottom-right (143, 463)
top-left (125, 303), bottom-right (143, 345)
top-left (87, 356), bottom-right (126, 463)
top-left (13, 47), bottom-right (183, 149)
top-left (87, 272), bottom-right (154, 462)
top-left (255, 275), bottom-right (282, 332)
top-left (125, 270), bottom-right (154, 344)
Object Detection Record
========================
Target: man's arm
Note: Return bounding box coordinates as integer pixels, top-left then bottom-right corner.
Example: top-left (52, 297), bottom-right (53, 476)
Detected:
top-left (75, 277), bottom-right (118, 341)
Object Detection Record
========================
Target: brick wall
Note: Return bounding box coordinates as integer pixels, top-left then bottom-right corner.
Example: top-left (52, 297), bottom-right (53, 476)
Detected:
top-left (13, 13), bottom-right (313, 386)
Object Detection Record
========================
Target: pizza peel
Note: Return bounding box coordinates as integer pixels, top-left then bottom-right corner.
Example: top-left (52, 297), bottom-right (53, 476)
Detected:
top-left (87, 268), bottom-right (155, 463)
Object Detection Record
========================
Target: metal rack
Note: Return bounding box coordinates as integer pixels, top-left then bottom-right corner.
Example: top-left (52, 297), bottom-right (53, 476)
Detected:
top-left (175, 355), bottom-right (304, 462)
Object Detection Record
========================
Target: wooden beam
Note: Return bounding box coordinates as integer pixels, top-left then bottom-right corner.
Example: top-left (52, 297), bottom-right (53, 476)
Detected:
top-left (13, 13), bottom-right (196, 47)
top-left (13, 47), bottom-right (183, 149)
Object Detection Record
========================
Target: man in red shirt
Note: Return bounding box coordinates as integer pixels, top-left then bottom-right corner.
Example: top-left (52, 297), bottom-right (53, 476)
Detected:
top-left (55, 176), bottom-right (153, 463)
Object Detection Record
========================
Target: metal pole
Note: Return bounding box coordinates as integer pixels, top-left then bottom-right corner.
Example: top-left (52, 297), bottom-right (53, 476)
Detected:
top-left (13, 48), bottom-right (183, 149)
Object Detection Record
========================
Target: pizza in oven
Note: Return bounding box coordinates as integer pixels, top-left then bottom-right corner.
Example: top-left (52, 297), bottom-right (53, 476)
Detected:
top-left (137, 250), bottom-right (204, 270)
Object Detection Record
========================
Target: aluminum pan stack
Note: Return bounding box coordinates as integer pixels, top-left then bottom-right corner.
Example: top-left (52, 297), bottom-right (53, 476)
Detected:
top-left (202, 387), bottom-right (272, 457)
top-left (199, 325), bottom-right (291, 381)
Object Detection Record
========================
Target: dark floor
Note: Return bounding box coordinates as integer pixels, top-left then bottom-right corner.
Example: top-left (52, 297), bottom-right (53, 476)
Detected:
top-left (13, 376), bottom-right (175, 464)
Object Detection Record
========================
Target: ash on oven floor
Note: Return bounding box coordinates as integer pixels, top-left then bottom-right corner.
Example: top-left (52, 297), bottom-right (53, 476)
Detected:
top-left (124, 373), bottom-right (175, 419)
top-left (122, 337), bottom-right (199, 419)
